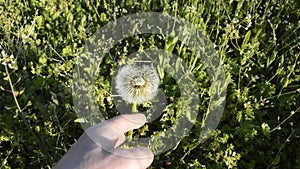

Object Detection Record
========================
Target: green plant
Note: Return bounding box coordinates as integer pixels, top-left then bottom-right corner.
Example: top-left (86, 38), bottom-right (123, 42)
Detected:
top-left (0, 0), bottom-right (299, 168)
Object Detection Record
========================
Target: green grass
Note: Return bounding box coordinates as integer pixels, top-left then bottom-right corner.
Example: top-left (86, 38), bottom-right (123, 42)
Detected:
top-left (0, 0), bottom-right (299, 168)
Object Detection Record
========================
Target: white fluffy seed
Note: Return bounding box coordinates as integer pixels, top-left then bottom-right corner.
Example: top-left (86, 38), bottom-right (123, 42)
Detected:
top-left (115, 64), bottom-right (160, 104)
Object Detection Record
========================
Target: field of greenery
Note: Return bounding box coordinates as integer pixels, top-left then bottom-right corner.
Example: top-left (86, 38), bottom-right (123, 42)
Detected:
top-left (1, 0), bottom-right (299, 168)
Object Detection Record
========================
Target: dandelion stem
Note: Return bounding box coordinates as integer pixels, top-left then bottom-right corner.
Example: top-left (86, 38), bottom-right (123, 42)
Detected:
top-left (127, 103), bottom-right (138, 143)
top-left (132, 103), bottom-right (138, 113)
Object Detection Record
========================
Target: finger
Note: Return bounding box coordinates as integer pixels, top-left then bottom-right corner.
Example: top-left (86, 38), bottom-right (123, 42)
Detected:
top-left (113, 147), bottom-right (154, 169)
top-left (86, 114), bottom-right (146, 149)
top-left (107, 113), bottom-right (146, 135)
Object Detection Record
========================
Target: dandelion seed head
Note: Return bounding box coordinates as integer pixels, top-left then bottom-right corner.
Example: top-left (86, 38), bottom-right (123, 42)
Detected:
top-left (115, 64), bottom-right (160, 104)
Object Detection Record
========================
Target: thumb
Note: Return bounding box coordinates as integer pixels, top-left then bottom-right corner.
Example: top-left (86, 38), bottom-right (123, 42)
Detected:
top-left (107, 113), bottom-right (147, 135)
top-left (86, 113), bottom-right (146, 149)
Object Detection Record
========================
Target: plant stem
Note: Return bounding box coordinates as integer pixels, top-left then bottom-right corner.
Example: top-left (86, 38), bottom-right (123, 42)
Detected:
top-left (5, 65), bottom-right (22, 112)
top-left (132, 103), bottom-right (138, 113)
top-left (128, 103), bottom-right (138, 143)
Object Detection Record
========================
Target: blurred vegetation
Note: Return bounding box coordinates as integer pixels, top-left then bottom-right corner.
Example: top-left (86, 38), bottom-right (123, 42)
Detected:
top-left (0, 0), bottom-right (299, 168)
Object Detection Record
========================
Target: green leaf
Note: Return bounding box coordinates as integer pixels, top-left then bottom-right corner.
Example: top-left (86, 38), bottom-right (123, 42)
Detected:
top-left (242, 30), bottom-right (251, 50)
top-left (36, 15), bottom-right (45, 28)
top-left (39, 55), bottom-right (47, 64)
top-left (261, 123), bottom-right (270, 139)
top-left (74, 118), bottom-right (89, 123)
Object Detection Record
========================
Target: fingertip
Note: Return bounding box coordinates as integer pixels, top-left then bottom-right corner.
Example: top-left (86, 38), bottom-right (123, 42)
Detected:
top-left (121, 113), bottom-right (146, 125)
top-left (109, 113), bottom-right (147, 134)
top-left (85, 113), bottom-right (147, 150)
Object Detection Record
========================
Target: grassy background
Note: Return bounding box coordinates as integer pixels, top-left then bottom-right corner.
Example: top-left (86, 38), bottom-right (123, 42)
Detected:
top-left (0, 0), bottom-right (299, 168)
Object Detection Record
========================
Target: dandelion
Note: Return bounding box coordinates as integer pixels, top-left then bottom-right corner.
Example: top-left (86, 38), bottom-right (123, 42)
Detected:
top-left (115, 64), bottom-right (160, 105)
top-left (115, 63), bottom-right (160, 142)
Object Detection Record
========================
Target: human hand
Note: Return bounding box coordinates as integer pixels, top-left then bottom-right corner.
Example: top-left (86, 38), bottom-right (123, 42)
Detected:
top-left (53, 113), bottom-right (154, 169)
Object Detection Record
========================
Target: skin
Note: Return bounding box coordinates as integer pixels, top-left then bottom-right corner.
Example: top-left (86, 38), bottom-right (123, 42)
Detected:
top-left (53, 114), bottom-right (154, 169)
